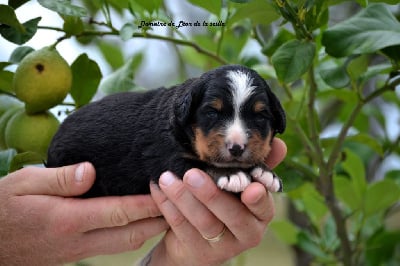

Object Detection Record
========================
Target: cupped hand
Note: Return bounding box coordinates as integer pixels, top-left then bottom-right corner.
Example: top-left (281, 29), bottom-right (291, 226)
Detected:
top-left (0, 162), bottom-right (168, 265)
top-left (148, 138), bottom-right (287, 266)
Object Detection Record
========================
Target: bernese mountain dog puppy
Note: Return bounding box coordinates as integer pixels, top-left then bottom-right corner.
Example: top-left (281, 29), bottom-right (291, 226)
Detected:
top-left (47, 65), bottom-right (286, 197)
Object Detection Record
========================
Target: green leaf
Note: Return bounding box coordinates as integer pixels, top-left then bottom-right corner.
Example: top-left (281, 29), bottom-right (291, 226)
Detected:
top-left (347, 55), bottom-right (369, 83)
top-left (0, 4), bottom-right (24, 31)
top-left (0, 62), bottom-right (12, 70)
top-left (302, 186), bottom-right (328, 225)
top-left (355, 0), bottom-right (368, 7)
top-left (319, 64), bottom-right (350, 89)
top-left (288, 183), bottom-right (328, 225)
top-left (366, 230), bottom-right (400, 266)
top-left (9, 46), bottom-right (34, 63)
top-left (334, 175), bottom-right (362, 210)
top-left (364, 179), bottom-right (400, 217)
top-left (272, 40), bottom-right (316, 83)
top-left (360, 63), bottom-right (392, 85)
top-left (70, 54), bottom-right (102, 107)
top-left (341, 148), bottom-right (367, 199)
top-left (370, 0), bottom-right (400, 3)
top-left (187, 0), bottom-right (222, 15)
top-left (229, 0), bottom-right (279, 27)
top-left (321, 216), bottom-right (340, 251)
top-left (262, 28), bottom-right (295, 57)
top-left (0, 149), bottom-right (17, 177)
top-left (297, 231), bottom-right (329, 259)
top-left (8, 0), bottom-right (30, 9)
top-left (9, 151), bottom-right (44, 172)
top-left (99, 54), bottom-right (143, 94)
top-left (382, 45), bottom-right (400, 62)
top-left (62, 16), bottom-right (84, 35)
top-left (322, 3), bottom-right (400, 57)
top-left (269, 220), bottom-right (299, 245)
top-left (0, 17), bottom-right (41, 45)
top-left (346, 133), bottom-right (384, 155)
top-left (98, 41), bottom-right (125, 70)
top-left (0, 70), bottom-right (14, 93)
top-left (134, 0), bottom-right (162, 13)
top-left (120, 23), bottom-right (136, 41)
top-left (385, 170), bottom-right (400, 187)
top-left (38, 0), bottom-right (88, 17)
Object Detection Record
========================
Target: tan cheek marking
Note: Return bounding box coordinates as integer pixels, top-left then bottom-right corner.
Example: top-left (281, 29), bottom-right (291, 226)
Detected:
top-left (247, 131), bottom-right (273, 164)
top-left (253, 101), bottom-right (266, 113)
top-left (194, 127), bottom-right (225, 162)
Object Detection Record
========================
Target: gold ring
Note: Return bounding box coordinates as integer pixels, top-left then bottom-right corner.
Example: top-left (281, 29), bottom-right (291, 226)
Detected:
top-left (202, 226), bottom-right (226, 243)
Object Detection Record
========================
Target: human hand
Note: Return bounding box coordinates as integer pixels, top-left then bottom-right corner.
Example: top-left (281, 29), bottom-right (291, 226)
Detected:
top-left (0, 162), bottom-right (168, 265)
top-left (147, 138), bottom-right (287, 266)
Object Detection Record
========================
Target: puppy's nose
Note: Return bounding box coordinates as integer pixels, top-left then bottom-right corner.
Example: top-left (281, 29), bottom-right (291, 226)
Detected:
top-left (228, 144), bottom-right (245, 157)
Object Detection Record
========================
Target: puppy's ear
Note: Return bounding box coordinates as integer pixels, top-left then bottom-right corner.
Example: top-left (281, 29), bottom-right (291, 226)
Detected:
top-left (267, 88), bottom-right (286, 135)
top-left (173, 78), bottom-right (204, 144)
top-left (174, 77), bottom-right (203, 125)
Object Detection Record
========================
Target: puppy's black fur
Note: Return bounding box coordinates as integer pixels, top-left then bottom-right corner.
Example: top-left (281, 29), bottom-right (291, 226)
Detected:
top-left (47, 65), bottom-right (285, 197)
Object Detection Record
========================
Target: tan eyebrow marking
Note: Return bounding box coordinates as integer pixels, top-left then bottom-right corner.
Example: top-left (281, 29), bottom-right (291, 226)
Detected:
top-left (253, 101), bottom-right (266, 113)
top-left (210, 98), bottom-right (223, 111)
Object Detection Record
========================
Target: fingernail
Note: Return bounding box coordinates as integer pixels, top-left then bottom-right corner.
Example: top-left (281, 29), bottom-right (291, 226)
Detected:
top-left (247, 186), bottom-right (265, 204)
top-left (159, 172), bottom-right (176, 187)
top-left (186, 170), bottom-right (205, 188)
top-left (150, 180), bottom-right (160, 190)
top-left (75, 163), bottom-right (85, 182)
top-left (251, 192), bottom-right (263, 204)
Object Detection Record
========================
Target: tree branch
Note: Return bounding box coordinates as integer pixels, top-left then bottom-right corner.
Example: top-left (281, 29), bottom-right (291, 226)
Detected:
top-left (40, 25), bottom-right (228, 65)
top-left (132, 32), bottom-right (228, 65)
top-left (307, 66), bottom-right (325, 169)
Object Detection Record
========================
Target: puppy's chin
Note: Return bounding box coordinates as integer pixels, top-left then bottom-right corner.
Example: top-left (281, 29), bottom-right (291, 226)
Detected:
top-left (209, 161), bottom-right (255, 169)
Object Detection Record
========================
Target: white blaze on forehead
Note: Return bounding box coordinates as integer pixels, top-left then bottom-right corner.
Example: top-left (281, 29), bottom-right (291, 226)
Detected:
top-left (226, 70), bottom-right (256, 110)
top-left (225, 70), bottom-right (256, 148)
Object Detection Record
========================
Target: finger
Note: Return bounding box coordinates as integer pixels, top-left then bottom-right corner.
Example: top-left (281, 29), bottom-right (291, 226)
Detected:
top-left (183, 169), bottom-right (260, 242)
top-left (54, 195), bottom-right (163, 232)
top-left (9, 162), bottom-right (95, 196)
top-left (241, 182), bottom-right (275, 222)
top-left (265, 138), bottom-right (287, 168)
top-left (157, 172), bottom-right (226, 241)
top-left (71, 217), bottom-right (168, 261)
top-left (150, 181), bottom-right (205, 245)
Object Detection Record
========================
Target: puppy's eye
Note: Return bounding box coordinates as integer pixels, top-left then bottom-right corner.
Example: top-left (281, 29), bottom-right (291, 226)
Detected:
top-left (254, 113), bottom-right (269, 123)
top-left (206, 110), bottom-right (219, 119)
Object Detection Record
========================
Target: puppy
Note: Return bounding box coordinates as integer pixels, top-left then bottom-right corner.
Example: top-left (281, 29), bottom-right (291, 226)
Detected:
top-left (47, 65), bottom-right (286, 197)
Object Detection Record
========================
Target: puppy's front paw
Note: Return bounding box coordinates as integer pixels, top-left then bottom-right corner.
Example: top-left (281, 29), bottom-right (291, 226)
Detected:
top-left (217, 171), bottom-right (251, 193)
top-left (251, 167), bottom-right (283, 192)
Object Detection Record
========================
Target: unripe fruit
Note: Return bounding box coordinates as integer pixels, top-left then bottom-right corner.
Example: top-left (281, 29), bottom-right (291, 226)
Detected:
top-left (13, 47), bottom-right (72, 114)
top-left (5, 110), bottom-right (60, 158)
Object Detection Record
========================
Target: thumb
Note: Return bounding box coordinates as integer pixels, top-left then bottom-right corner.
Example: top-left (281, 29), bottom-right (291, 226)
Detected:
top-left (9, 162), bottom-right (96, 197)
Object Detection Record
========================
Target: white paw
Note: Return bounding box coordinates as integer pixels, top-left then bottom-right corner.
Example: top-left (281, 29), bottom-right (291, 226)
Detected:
top-left (251, 167), bottom-right (282, 192)
top-left (217, 171), bottom-right (251, 193)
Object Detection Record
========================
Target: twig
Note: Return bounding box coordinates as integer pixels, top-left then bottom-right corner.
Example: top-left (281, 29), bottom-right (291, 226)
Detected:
top-left (321, 79), bottom-right (395, 265)
top-left (40, 24), bottom-right (228, 65)
top-left (307, 66), bottom-right (325, 168)
top-left (131, 32), bottom-right (228, 64)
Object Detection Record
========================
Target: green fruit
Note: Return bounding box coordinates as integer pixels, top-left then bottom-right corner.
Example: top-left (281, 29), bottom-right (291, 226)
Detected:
top-left (0, 94), bottom-right (23, 117)
top-left (13, 47), bottom-right (72, 114)
top-left (5, 110), bottom-right (60, 158)
top-left (0, 106), bottom-right (23, 149)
